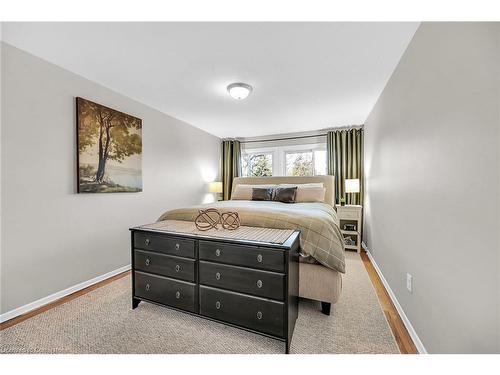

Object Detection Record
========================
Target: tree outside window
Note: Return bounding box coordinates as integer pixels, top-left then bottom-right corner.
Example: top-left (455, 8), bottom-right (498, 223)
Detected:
top-left (286, 151), bottom-right (314, 176)
top-left (242, 153), bottom-right (273, 177)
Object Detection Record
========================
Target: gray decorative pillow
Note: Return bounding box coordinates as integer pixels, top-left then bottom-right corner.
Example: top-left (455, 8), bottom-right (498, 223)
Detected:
top-left (273, 187), bottom-right (297, 203)
top-left (251, 187), bottom-right (274, 201)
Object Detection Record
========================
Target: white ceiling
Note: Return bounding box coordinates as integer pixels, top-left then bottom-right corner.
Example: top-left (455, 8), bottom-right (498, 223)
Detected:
top-left (2, 22), bottom-right (419, 138)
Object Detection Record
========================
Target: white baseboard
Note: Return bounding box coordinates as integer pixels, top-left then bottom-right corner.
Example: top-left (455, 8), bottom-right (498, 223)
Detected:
top-left (361, 242), bottom-right (427, 354)
top-left (0, 264), bottom-right (131, 323)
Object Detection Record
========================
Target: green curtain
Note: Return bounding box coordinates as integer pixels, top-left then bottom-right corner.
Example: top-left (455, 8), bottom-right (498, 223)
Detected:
top-left (327, 128), bottom-right (364, 205)
top-left (221, 139), bottom-right (241, 200)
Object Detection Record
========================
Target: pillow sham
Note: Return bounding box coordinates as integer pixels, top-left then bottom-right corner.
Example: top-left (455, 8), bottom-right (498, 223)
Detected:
top-left (251, 187), bottom-right (274, 201)
top-left (231, 184), bottom-right (277, 200)
top-left (276, 183), bottom-right (326, 203)
top-left (278, 183), bottom-right (324, 188)
top-left (273, 187), bottom-right (297, 203)
top-left (296, 187), bottom-right (326, 203)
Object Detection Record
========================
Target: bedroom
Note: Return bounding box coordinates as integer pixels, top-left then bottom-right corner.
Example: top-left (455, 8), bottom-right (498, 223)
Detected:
top-left (1, 1), bottom-right (499, 373)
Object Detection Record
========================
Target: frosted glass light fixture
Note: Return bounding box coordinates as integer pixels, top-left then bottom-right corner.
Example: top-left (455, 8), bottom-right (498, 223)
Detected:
top-left (345, 179), bottom-right (360, 193)
top-left (227, 83), bottom-right (253, 100)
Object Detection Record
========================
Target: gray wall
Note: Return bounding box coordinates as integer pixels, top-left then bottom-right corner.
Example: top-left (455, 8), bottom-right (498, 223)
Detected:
top-left (0, 43), bottom-right (220, 314)
top-left (0, 27), bottom-right (3, 301)
top-left (498, 25), bottom-right (500, 354)
top-left (363, 23), bottom-right (499, 353)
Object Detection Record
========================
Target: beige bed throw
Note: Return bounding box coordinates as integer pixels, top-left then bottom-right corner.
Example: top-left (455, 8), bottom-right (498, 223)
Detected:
top-left (158, 200), bottom-right (345, 273)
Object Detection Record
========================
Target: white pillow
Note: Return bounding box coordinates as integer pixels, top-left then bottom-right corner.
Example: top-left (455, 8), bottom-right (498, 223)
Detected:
top-left (278, 183), bottom-right (323, 189)
top-left (231, 184), bottom-right (277, 200)
top-left (296, 187), bottom-right (326, 203)
top-left (276, 183), bottom-right (326, 203)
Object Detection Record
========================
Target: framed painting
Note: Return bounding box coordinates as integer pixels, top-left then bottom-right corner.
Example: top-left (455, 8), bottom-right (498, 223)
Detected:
top-left (76, 97), bottom-right (142, 193)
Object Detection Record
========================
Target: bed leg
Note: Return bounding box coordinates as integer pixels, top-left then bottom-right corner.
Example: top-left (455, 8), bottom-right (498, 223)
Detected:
top-left (321, 302), bottom-right (331, 316)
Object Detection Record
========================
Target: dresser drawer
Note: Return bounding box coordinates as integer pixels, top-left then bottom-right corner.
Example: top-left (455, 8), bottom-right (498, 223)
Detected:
top-left (134, 250), bottom-right (196, 282)
top-left (134, 271), bottom-right (196, 313)
top-left (134, 232), bottom-right (195, 258)
top-left (200, 285), bottom-right (284, 338)
top-left (199, 261), bottom-right (284, 301)
top-left (199, 241), bottom-right (284, 272)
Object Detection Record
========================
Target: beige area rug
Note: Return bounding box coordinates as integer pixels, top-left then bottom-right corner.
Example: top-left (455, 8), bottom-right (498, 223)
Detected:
top-left (0, 252), bottom-right (399, 354)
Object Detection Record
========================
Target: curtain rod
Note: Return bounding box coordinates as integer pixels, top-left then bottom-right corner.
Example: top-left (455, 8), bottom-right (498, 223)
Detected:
top-left (241, 133), bottom-right (326, 143)
top-left (240, 127), bottom-right (363, 144)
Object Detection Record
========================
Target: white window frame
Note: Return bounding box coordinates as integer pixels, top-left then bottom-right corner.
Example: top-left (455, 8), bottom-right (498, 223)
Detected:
top-left (241, 142), bottom-right (326, 177)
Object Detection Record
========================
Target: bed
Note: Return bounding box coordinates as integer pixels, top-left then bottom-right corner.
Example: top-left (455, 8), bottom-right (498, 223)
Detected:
top-left (158, 175), bottom-right (345, 315)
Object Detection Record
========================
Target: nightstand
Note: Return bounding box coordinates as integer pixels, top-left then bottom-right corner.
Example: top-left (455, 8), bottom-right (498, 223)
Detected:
top-left (336, 204), bottom-right (362, 253)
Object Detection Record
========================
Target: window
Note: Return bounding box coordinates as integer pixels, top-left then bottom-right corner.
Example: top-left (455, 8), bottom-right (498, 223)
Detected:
top-left (285, 151), bottom-right (314, 176)
top-left (313, 150), bottom-right (327, 175)
top-left (241, 143), bottom-right (327, 177)
top-left (241, 152), bottom-right (273, 177)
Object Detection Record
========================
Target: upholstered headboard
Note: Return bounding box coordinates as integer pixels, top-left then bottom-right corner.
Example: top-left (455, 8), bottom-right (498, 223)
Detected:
top-left (231, 175), bottom-right (336, 206)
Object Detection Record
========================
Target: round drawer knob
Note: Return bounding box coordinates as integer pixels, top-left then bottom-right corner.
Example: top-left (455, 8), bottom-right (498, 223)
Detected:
top-left (175, 291), bottom-right (181, 299)
top-left (215, 301), bottom-right (221, 310)
top-left (175, 243), bottom-right (180, 250)
top-left (145, 259), bottom-right (150, 266)
top-left (145, 283), bottom-right (150, 291)
top-left (256, 311), bottom-right (263, 320)
top-left (215, 272), bottom-right (221, 280)
top-left (257, 254), bottom-right (263, 263)
top-left (215, 249), bottom-right (221, 257)
top-left (175, 264), bottom-right (181, 272)
top-left (145, 238), bottom-right (150, 246)
top-left (256, 280), bottom-right (263, 288)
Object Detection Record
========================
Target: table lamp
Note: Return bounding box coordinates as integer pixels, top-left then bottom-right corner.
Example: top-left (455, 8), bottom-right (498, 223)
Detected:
top-left (344, 178), bottom-right (360, 205)
top-left (208, 181), bottom-right (223, 201)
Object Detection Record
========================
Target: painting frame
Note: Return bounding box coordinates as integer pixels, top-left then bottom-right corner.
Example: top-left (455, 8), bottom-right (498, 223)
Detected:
top-left (76, 97), bottom-right (143, 194)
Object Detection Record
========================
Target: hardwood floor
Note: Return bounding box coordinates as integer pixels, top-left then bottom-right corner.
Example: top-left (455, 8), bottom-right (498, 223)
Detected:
top-left (360, 251), bottom-right (418, 354)
top-left (1, 255), bottom-right (418, 354)
top-left (0, 270), bottom-right (130, 331)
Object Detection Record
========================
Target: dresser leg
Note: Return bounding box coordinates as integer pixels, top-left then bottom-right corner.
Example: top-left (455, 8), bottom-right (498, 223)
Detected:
top-left (132, 297), bottom-right (141, 309)
top-left (285, 341), bottom-right (290, 354)
top-left (321, 302), bottom-right (331, 316)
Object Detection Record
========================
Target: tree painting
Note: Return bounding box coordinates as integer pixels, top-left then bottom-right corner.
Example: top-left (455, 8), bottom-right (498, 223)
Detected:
top-left (76, 97), bottom-right (142, 193)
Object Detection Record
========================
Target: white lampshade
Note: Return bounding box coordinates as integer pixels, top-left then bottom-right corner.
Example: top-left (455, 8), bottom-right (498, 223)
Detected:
top-left (345, 179), bottom-right (360, 193)
top-left (208, 181), bottom-right (223, 194)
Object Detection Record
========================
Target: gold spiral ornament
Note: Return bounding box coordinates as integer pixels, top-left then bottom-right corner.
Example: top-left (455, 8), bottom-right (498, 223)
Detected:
top-left (221, 211), bottom-right (240, 230)
top-left (195, 208), bottom-right (221, 231)
top-left (194, 209), bottom-right (241, 231)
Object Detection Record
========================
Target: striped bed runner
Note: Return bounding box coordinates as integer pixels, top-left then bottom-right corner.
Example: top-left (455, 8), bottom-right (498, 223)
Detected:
top-left (139, 220), bottom-right (294, 244)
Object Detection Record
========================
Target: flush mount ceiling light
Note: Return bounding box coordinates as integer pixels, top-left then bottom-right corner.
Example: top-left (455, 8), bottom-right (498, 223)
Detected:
top-left (227, 82), bottom-right (253, 100)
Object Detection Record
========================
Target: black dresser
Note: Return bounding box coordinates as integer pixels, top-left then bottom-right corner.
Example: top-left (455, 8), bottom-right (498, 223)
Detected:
top-left (130, 227), bottom-right (300, 353)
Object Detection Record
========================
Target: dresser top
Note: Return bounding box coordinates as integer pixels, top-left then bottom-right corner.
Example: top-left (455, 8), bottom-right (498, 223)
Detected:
top-left (336, 204), bottom-right (362, 210)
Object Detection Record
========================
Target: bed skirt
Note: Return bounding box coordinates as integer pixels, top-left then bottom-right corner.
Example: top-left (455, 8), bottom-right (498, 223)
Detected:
top-left (299, 262), bottom-right (342, 305)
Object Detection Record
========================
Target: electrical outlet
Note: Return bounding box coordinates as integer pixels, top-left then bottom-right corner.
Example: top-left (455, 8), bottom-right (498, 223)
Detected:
top-left (406, 273), bottom-right (413, 293)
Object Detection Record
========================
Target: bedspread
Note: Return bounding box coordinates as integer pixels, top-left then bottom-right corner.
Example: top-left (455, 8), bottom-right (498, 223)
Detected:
top-left (158, 200), bottom-right (345, 273)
